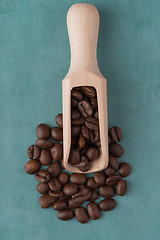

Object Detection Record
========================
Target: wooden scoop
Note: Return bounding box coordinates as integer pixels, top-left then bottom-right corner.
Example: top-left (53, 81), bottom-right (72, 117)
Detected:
top-left (62, 3), bottom-right (108, 173)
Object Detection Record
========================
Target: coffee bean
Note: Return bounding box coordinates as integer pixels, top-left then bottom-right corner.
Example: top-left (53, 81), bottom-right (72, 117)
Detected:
top-left (69, 148), bottom-right (80, 165)
top-left (85, 117), bottom-right (99, 131)
top-left (106, 175), bottom-right (121, 186)
top-left (72, 188), bottom-right (91, 203)
top-left (85, 147), bottom-right (99, 161)
top-left (51, 127), bottom-right (63, 142)
top-left (68, 198), bottom-right (82, 208)
top-left (63, 183), bottom-right (78, 196)
top-left (71, 125), bottom-right (81, 137)
top-left (57, 209), bottom-right (74, 221)
top-left (94, 141), bottom-right (101, 147)
top-left (78, 134), bottom-right (86, 149)
top-left (79, 144), bottom-right (89, 154)
top-left (108, 136), bottom-right (112, 144)
top-left (49, 190), bottom-right (63, 198)
top-left (79, 184), bottom-right (86, 189)
top-left (110, 126), bottom-right (122, 143)
top-left (86, 177), bottom-right (99, 189)
top-left (38, 194), bottom-right (56, 208)
top-left (48, 178), bottom-right (61, 192)
top-left (72, 98), bottom-right (79, 108)
top-left (87, 190), bottom-right (98, 202)
top-left (47, 162), bottom-right (62, 177)
top-left (94, 110), bottom-right (99, 119)
top-left (36, 182), bottom-right (50, 194)
top-left (78, 100), bottom-right (93, 118)
top-left (59, 195), bottom-right (69, 201)
top-left (72, 118), bottom-right (85, 125)
top-left (53, 201), bottom-right (67, 211)
top-left (75, 207), bottom-right (89, 224)
top-left (99, 199), bottom-right (116, 211)
top-left (99, 186), bottom-right (115, 198)
top-left (36, 124), bottom-right (50, 139)
top-left (117, 180), bottom-right (127, 196)
top-left (81, 125), bottom-right (94, 140)
top-left (74, 156), bottom-right (90, 172)
top-left (94, 172), bottom-right (105, 185)
top-left (118, 162), bottom-right (131, 177)
top-left (58, 172), bottom-right (69, 185)
top-left (24, 160), bottom-right (40, 174)
top-left (27, 145), bottom-right (40, 159)
top-left (35, 139), bottom-right (53, 149)
top-left (81, 86), bottom-right (96, 98)
top-left (92, 130), bottom-right (100, 143)
top-left (35, 170), bottom-right (51, 183)
top-left (72, 109), bottom-right (81, 120)
top-left (87, 202), bottom-right (101, 220)
top-left (90, 97), bottom-right (97, 109)
top-left (109, 143), bottom-right (124, 158)
top-left (39, 149), bottom-right (52, 166)
top-left (104, 166), bottom-right (116, 176)
top-left (55, 113), bottom-right (63, 128)
top-left (109, 155), bottom-right (119, 170)
top-left (50, 143), bottom-right (63, 161)
top-left (70, 173), bottom-right (86, 185)
top-left (72, 89), bottom-right (83, 101)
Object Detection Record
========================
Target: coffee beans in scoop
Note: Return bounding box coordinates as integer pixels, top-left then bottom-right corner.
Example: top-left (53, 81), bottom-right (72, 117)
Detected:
top-left (24, 116), bottom-right (131, 223)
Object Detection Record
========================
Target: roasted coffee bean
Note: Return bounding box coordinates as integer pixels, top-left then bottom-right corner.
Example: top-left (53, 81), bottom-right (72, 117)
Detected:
top-left (79, 144), bottom-right (89, 154)
top-left (71, 125), bottom-right (81, 137)
top-left (92, 130), bottom-right (100, 142)
top-left (55, 113), bottom-right (63, 128)
top-left (70, 173), bottom-right (86, 185)
top-left (78, 100), bottom-right (93, 118)
top-left (36, 124), bottom-right (50, 139)
top-left (108, 136), bottom-right (112, 144)
top-left (78, 134), bottom-right (86, 149)
top-left (118, 162), bottom-right (131, 177)
top-left (53, 201), bottom-right (67, 211)
top-left (39, 149), bottom-right (52, 166)
top-left (94, 172), bottom-right (105, 185)
top-left (50, 143), bottom-right (63, 161)
top-left (49, 190), bottom-right (63, 198)
top-left (104, 166), bottom-right (116, 176)
top-left (63, 183), bottom-right (78, 196)
top-left (79, 184), bottom-right (86, 189)
top-left (51, 127), bottom-right (63, 142)
top-left (48, 178), bottom-right (61, 192)
top-left (85, 147), bottom-right (99, 161)
top-left (99, 186), bottom-right (115, 198)
top-left (35, 139), bottom-right (53, 149)
top-left (75, 207), bottom-right (89, 224)
top-left (86, 177), bottom-right (99, 189)
top-left (94, 141), bottom-right (101, 147)
top-left (87, 190), bottom-right (98, 202)
top-left (72, 89), bottom-right (83, 101)
top-left (81, 86), bottom-right (96, 98)
top-left (110, 126), bottom-right (122, 143)
top-left (72, 109), bottom-right (81, 120)
top-left (94, 110), bottom-right (99, 119)
top-left (106, 175), bottom-right (121, 186)
top-left (68, 198), bottom-right (82, 208)
top-left (35, 170), bottom-right (51, 183)
top-left (72, 98), bottom-right (79, 108)
top-left (117, 180), bottom-right (127, 196)
top-left (109, 155), bottom-right (119, 170)
top-left (90, 97), bottom-right (97, 109)
top-left (27, 145), bottom-right (40, 159)
top-left (69, 148), bottom-right (80, 165)
top-left (24, 160), bottom-right (40, 174)
top-left (74, 156), bottom-right (90, 172)
top-left (85, 117), bottom-right (99, 131)
top-left (99, 199), bottom-right (116, 211)
top-left (58, 172), bottom-right (69, 185)
top-left (36, 182), bottom-right (50, 194)
top-left (81, 125), bottom-right (94, 140)
top-left (72, 188), bottom-right (91, 203)
top-left (87, 202), bottom-right (101, 220)
top-left (47, 162), bottom-right (62, 177)
top-left (38, 194), bottom-right (56, 208)
top-left (59, 195), bottom-right (69, 201)
top-left (57, 209), bottom-right (74, 221)
top-left (109, 143), bottom-right (124, 158)
top-left (72, 118), bottom-right (85, 125)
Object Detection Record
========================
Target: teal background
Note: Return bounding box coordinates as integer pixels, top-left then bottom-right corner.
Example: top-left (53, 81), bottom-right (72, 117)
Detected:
top-left (0, 0), bottom-right (160, 239)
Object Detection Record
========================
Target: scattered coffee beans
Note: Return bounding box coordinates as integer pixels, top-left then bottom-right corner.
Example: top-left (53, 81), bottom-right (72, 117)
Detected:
top-left (75, 207), bottom-right (89, 223)
top-left (117, 180), bottom-right (127, 196)
top-left (24, 159), bottom-right (41, 174)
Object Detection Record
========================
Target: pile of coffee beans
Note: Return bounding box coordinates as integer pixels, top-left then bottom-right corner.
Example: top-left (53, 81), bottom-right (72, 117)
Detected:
top-left (24, 118), bottom-right (131, 224)
top-left (69, 86), bottom-right (100, 171)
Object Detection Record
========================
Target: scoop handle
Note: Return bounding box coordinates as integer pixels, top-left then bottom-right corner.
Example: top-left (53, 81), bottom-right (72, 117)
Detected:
top-left (67, 3), bottom-right (101, 76)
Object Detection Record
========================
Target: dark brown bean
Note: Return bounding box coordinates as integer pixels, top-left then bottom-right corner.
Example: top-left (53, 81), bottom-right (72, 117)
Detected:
top-left (48, 178), bottom-right (61, 192)
top-left (72, 89), bottom-right (83, 101)
top-left (72, 109), bottom-right (81, 120)
top-left (94, 172), bottom-right (105, 185)
top-left (104, 166), bottom-right (116, 176)
top-left (90, 97), bottom-right (97, 109)
top-left (86, 177), bottom-right (99, 189)
top-left (53, 201), bottom-right (67, 211)
top-left (94, 141), bottom-right (101, 147)
top-left (85, 147), bottom-right (99, 161)
top-left (35, 139), bottom-right (53, 149)
top-left (55, 113), bottom-right (63, 128)
top-left (36, 182), bottom-right (50, 194)
top-left (92, 130), bottom-right (100, 142)
top-left (59, 195), bottom-right (69, 201)
top-left (109, 155), bottom-right (119, 170)
top-left (38, 194), bottom-right (56, 208)
top-left (51, 127), bottom-right (63, 141)
top-left (35, 170), bottom-right (51, 183)
top-left (71, 125), bottom-right (81, 137)
top-left (78, 134), bottom-right (86, 149)
top-left (36, 124), bottom-right (50, 139)
top-left (87, 190), bottom-right (98, 202)
top-left (99, 198), bottom-right (116, 211)
top-left (79, 184), bottom-right (86, 189)
top-left (81, 86), bottom-right (96, 98)
top-left (74, 156), bottom-right (90, 172)
top-left (58, 209), bottom-right (74, 221)
top-left (94, 110), bottom-right (99, 119)
top-left (68, 198), bottom-right (82, 208)
top-left (75, 207), bottom-right (89, 224)
top-left (72, 98), bottom-right (79, 108)
top-left (49, 190), bottom-right (63, 198)
top-left (27, 145), bottom-right (40, 159)
top-left (87, 202), bottom-right (101, 220)
top-left (63, 183), bottom-right (78, 196)
top-left (24, 160), bottom-right (40, 174)
top-left (78, 100), bottom-right (93, 118)
top-left (117, 180), bottom-right (127, 196)
top-left (70, 173), bottom-right (86, 185)
top-left (58, 172), bottom-right (69, 185)
top-left (47, 162), bottom-right (62, 177)
top-left (99, 186), bottom-right (115, 198)
top-left (39, 149), bottom-right (52, 166)
top-left (69, 148), bottom-right (80, 165)
top-left (110, 126), bottom-right (122, 143)
top-left (72, 188), bottom-right (91, 203)
top-left (81, 125), bottom-right (94, 140)
top-left (85, 117), bottom-right (99, 131)
top-left (109, 143), bottom-right (124, 158)
top-left (72, 118), bottom-right (85, 125)
top-left (106, 175), bottom-right (121, 186)
top-left (50, 143), bottom-right (63, 161)
top-left (118, 163), bottom-right (131, 177)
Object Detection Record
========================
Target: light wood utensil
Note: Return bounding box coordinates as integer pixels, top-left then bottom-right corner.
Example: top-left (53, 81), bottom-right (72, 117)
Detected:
top-left (62, 3), bottom-right (108, 173)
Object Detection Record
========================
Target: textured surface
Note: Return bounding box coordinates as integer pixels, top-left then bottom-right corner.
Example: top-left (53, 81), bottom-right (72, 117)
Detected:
top-left (0, 0), bottom-right (160, 240)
